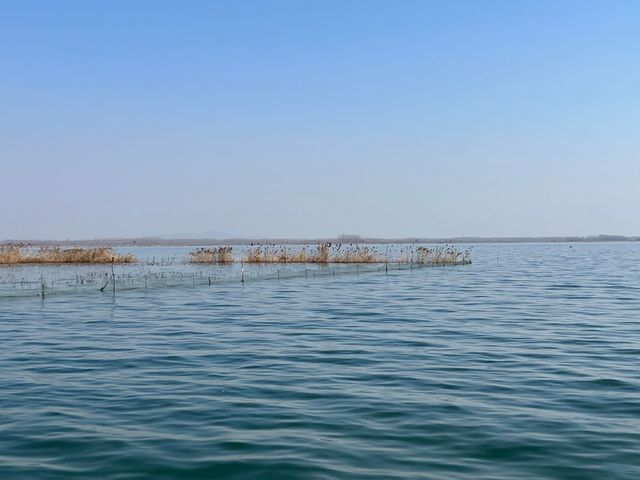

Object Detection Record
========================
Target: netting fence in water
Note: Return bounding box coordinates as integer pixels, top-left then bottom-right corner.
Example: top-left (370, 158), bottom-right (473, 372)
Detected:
top-left (0, 243), bottom-right (473, 299)
top-left (0, 261), bottom-right (468, 299)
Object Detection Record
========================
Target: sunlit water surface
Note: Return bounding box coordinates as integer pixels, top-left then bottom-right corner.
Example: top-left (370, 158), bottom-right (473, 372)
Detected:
top-left (1, 243), bottom-right (639, 479)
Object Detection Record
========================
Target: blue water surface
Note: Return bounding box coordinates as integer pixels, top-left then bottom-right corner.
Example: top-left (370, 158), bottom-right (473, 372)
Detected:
top-left (1, 243), bottom-right (639, 479)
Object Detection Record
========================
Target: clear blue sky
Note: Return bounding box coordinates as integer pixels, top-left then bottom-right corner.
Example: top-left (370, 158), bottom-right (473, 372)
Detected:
top-left (1, 1), bottom-right (638, 239)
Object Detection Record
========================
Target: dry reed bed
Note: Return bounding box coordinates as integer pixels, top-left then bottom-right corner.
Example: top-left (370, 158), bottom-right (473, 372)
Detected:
top-left (190, 243), bottom-right (470, 265)
top-left (189, 247), bottom-right (234, 264)
top-left (0, 245), bottom-right (135, 264)
top-left (0, 243), bottom-right (470, 266)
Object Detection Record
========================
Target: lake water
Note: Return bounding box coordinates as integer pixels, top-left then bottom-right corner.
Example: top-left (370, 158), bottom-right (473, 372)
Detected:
top-left (1, 243), bottom-right (639, 479)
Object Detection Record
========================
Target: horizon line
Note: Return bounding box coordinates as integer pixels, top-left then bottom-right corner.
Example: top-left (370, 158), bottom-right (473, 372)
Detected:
top-left (2, 234), bottom-right (639, 247)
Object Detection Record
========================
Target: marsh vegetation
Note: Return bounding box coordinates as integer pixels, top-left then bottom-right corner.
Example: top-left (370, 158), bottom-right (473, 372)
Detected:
top-left (0, 245), bottom-right (135, 264)
top-left (189, 243), bottom-right (471, 265)
top-left (0, 242), bottom-right (470, 267)
top-left (189, 247), bottom-right (234, 263)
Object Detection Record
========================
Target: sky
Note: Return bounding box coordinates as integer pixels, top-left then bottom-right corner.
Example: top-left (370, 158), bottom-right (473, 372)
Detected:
top-left (1, 0), bottom-right (639, 239)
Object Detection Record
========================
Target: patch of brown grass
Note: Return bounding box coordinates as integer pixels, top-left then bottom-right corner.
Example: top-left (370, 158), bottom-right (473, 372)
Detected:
top-left (243, 244), bottom-right (309, 263)
top-left (331, 244), bottom-right (382, 263)
top-left (244, 243), bottom-right (417, 264)
top-left (0, 244), bottom-right (135, 264)
top-left (414, 245), bottom-right (472, 264)
top-left (189, 247), bottom-right (234, 263)
top-left (241, 243), bottom-right (472, 264)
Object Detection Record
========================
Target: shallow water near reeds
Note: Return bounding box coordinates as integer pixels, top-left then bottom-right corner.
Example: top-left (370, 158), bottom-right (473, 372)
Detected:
top-left (1, 243), bottom-right (639, 479)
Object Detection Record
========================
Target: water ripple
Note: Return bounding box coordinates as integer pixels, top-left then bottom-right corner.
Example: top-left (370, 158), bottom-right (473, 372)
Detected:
top-left (1, 243), bottom-right (640, 479)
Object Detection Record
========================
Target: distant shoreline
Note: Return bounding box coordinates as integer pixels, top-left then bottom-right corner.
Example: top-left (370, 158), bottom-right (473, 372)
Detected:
top-left (1, 235), bottom-right (638, 247)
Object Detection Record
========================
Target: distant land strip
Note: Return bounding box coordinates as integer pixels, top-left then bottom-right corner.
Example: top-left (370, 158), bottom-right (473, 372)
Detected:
top-left (1, 234), bottom-right (639, 247)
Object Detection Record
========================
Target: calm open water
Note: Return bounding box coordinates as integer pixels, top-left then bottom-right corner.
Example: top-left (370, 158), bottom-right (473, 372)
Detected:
top-left (1, 243), bottom-right (639, 479)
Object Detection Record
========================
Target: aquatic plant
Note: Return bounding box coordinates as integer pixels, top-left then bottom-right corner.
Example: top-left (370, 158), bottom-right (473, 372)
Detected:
top-left (189, 247), bottom-right (234, 263)
top-left (243, 243), bottom-right (336, 264)
top-left (243, 243), bottom-right (313, 263)
top-left (242, 243), bottom-right (469, 264)
top-left (0, 244), bottom-right (135, 264)
top-left (414, 245), bottom-right (472, 265)
top-left (331, 243), bottom-right (382, 263)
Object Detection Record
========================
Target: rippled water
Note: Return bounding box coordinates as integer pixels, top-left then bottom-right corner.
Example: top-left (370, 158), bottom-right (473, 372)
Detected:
top-left (1, 243), bottom-right (639, 479)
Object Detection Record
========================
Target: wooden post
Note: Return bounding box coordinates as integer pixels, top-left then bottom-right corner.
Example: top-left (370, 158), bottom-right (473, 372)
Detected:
top-left (111, 257), bottom-right (116, 295)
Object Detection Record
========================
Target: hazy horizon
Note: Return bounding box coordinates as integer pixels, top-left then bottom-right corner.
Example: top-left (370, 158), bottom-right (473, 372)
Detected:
top-left (3, 231), bottom-right (640, 242)
top-left (2, 1), bottom-right (638, 239)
